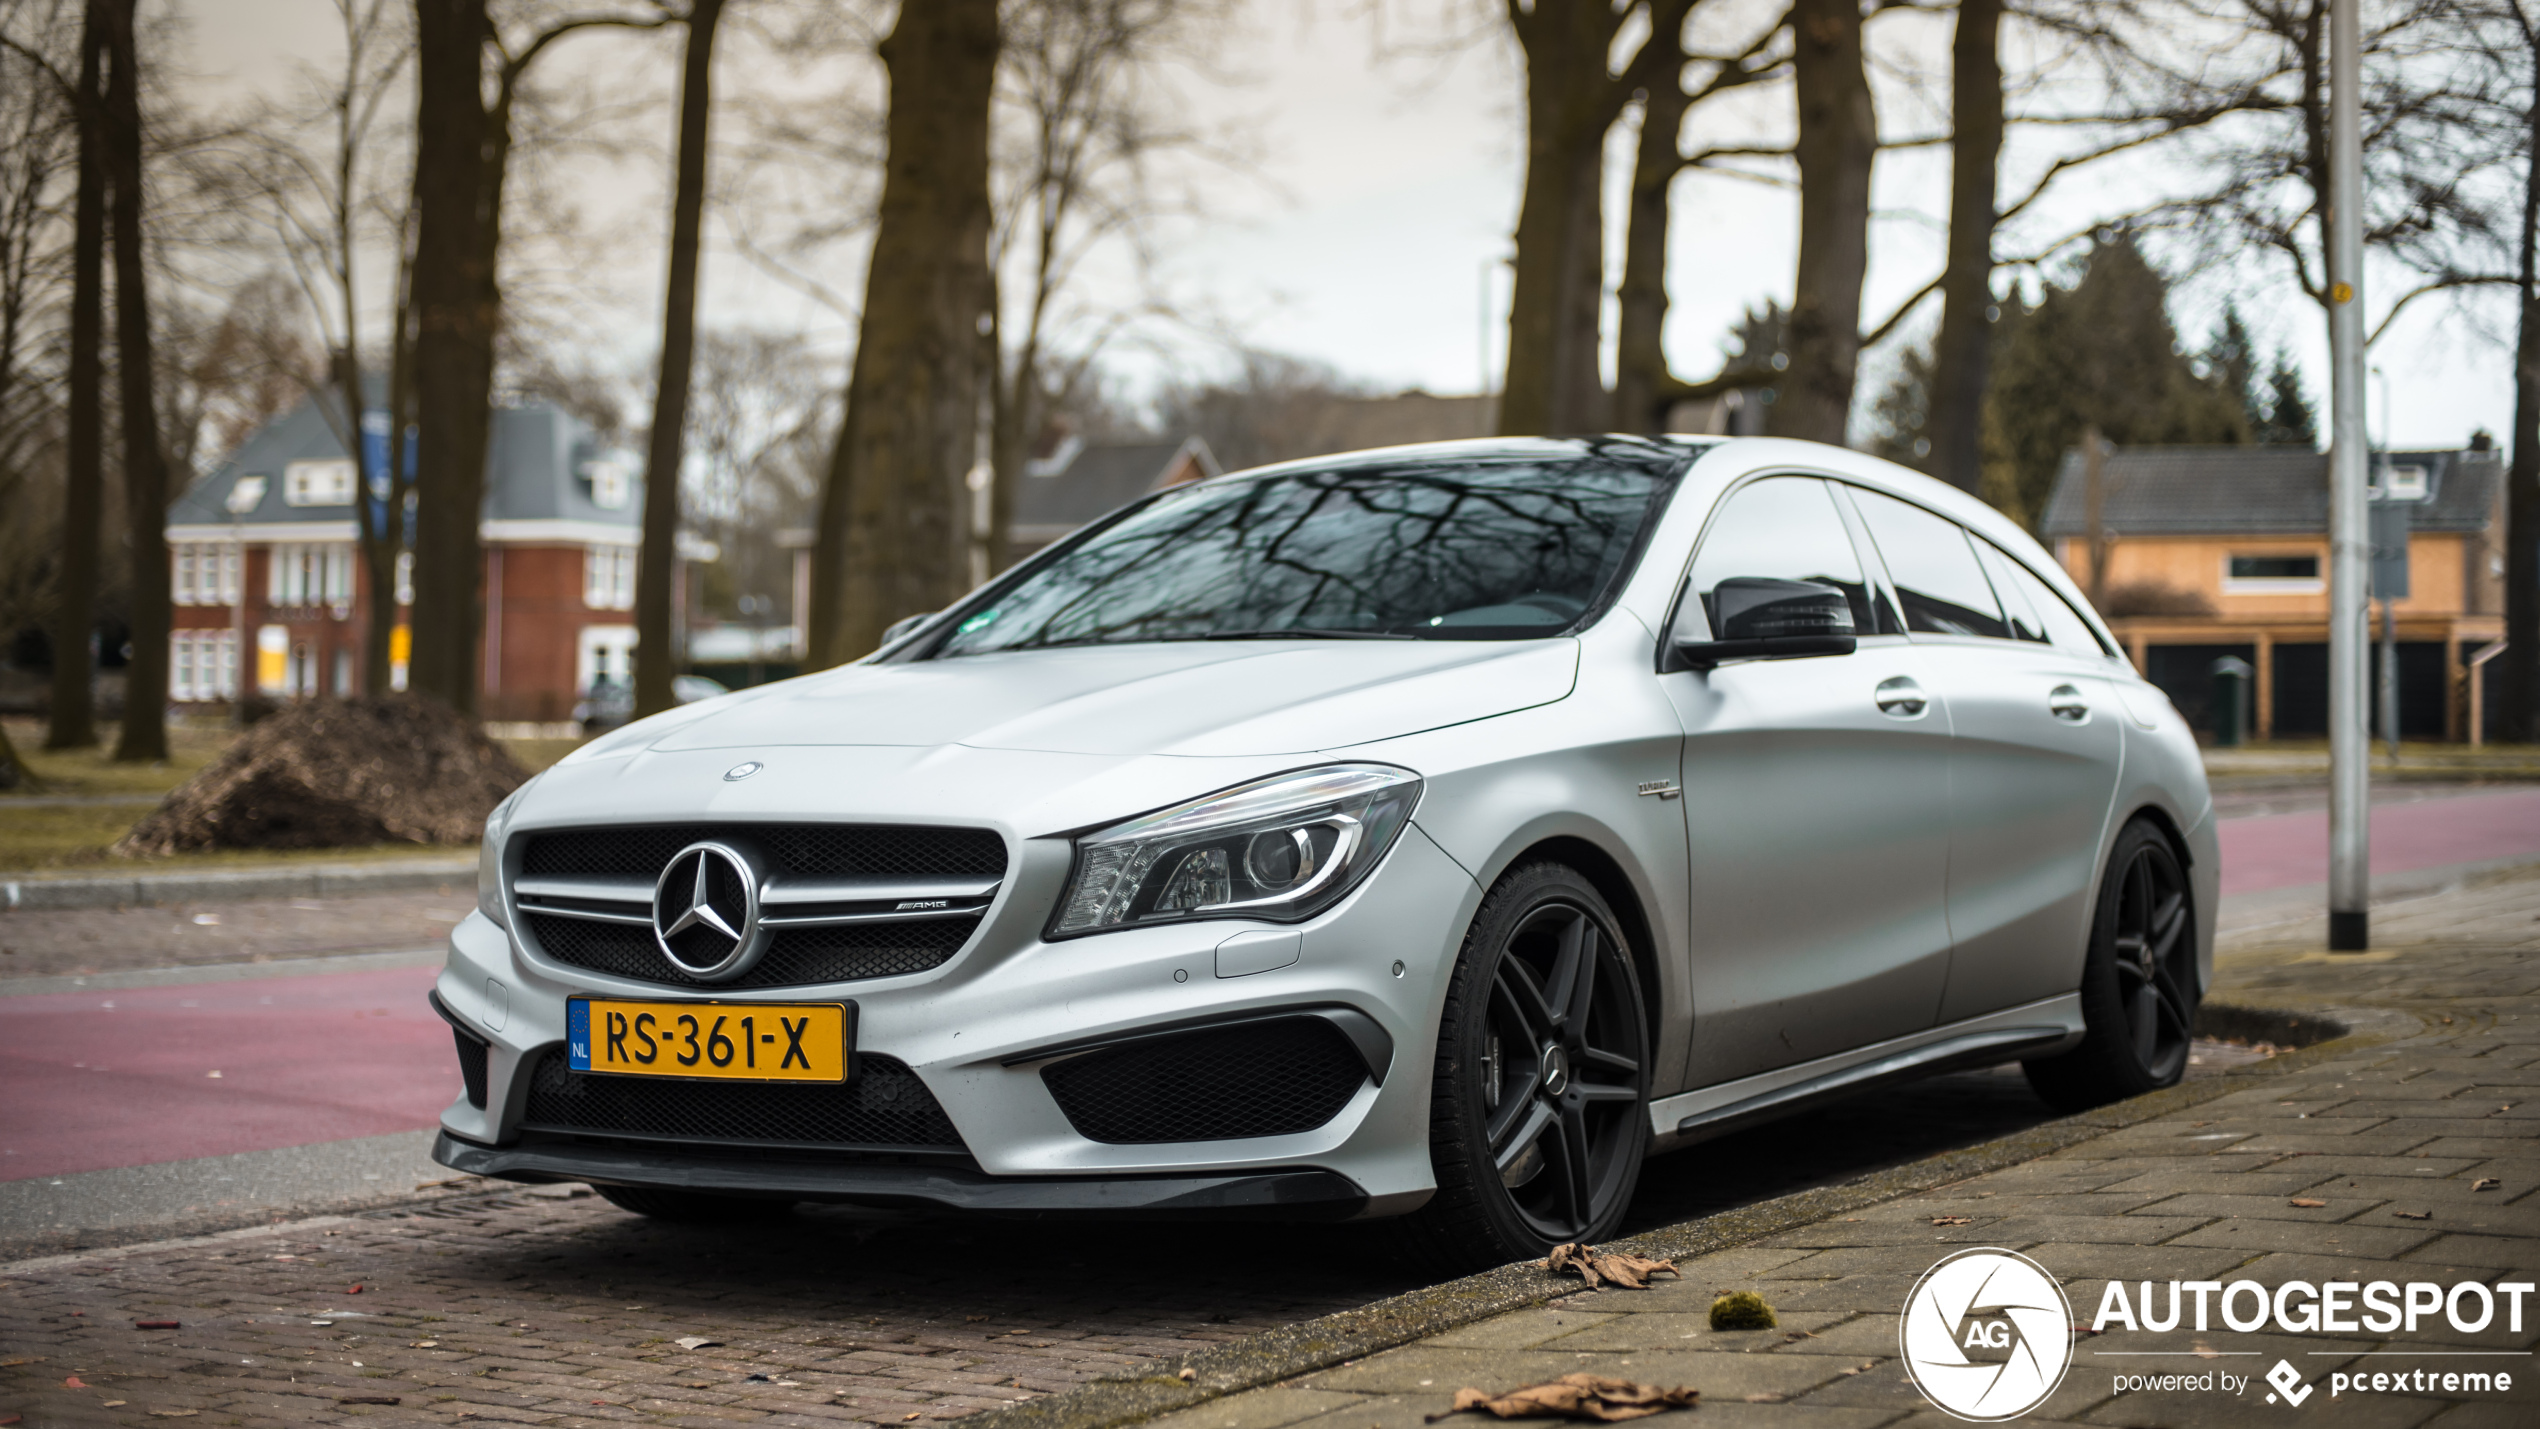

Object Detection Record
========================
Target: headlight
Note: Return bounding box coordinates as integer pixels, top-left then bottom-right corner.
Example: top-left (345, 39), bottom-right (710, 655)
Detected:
top-left (1050, 765), bottom-right (1421, 938)
top-left (477, 783), bottom-right (528, 928)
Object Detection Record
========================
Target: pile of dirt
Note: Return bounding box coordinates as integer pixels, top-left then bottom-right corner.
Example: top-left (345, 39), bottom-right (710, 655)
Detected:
top-left (116, 696), bottom-right (530, 856)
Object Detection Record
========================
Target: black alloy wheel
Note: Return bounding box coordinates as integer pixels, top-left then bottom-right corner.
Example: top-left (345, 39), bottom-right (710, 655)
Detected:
top-left (1403, 863), bottom-right (1651, 1273)
top-left (2026, 820), bottom-right (2199, 1112)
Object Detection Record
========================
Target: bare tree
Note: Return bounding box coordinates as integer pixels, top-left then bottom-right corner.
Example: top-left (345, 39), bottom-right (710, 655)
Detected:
top-left (47, 0), bottom-right (104, 750)
top-left (100, 0), bottom-right (167, 760)
top-left (634, 0), bottom-right (728, 718)
top-left (407, 0), bottom-right (671, 715)
top-left (1922, 0), bottom-right (2000, 493)
top-left (805, 0), bottom-right (1001, 668)
top-left (226, 0), bottom-right (413, 695)
top-left (980, 0), bottom-right (1230, 577)
top-left (2466, 0), bottom-right (2539, 741)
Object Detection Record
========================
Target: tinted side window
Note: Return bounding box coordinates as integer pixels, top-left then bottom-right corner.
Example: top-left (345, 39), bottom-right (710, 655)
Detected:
top-left (1682, 477), bottom-right (1876, 638)
top-left (1848, 488), bottom-right (2010, 639)
top-left (1973, 540), bottom-right (2049, 643)
top-left (1980, 538), bottom-right (2110, 657)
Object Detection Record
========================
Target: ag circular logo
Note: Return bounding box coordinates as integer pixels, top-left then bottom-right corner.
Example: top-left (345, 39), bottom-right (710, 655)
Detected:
top-left (1900, 1247), bottom-right (2074, 1421)
top-left (652, 841), bottom-right (769, 981)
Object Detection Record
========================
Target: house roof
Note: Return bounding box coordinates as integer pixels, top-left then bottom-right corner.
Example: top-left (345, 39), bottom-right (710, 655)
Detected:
top-left (1011, 435), bottom-right (1218, 534)
top-left (2037, 445), bottom-right (2501, 538)
top-left (168, 389), bottom-right (641, 533)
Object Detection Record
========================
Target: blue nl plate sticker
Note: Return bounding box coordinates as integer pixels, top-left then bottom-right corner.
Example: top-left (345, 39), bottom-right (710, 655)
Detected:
top-left (567, 999), bottom-right (591, 1070)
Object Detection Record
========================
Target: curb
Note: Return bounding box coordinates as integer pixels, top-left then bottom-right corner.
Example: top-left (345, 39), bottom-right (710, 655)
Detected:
top-left (953, 1005), bottom-right (2408, 1429)
top-left (1, 857), bottom-right (476, 911)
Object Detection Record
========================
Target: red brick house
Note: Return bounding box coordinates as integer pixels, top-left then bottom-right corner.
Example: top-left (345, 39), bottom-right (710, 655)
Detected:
top-left (165, 393), bottom-right (649, 723)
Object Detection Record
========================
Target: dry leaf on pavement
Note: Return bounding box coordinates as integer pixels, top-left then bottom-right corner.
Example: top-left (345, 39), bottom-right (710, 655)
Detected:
top-left (2392, 1209), bottom-right (2432, 1220)
top-left (2289, 1199), bottom-right (2327, 1208)
top-left (1543, 1243), bottom-right (1680, 1290)
top-left (1428, 1374), bottom-right (1699, 1422)
top-left (2472, 1178), bottom-right (2501, 1192)
top-left (1930, 1216), bottom-right (1973, 1226)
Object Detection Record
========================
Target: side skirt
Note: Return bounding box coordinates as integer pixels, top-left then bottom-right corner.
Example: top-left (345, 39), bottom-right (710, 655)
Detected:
top-left (1645, 994), bottom-right (2084, 1154)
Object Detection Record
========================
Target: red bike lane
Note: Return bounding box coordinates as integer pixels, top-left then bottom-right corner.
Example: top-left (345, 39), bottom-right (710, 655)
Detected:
top-left (4, 785), bottom-right (2534, 1185)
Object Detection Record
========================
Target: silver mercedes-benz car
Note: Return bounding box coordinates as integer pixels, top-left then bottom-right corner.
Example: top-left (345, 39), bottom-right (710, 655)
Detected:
top-left (430, 435), bottom-right (2216, 1271)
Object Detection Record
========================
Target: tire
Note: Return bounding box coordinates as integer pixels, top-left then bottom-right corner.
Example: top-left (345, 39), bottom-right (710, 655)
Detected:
top-left (2024, 819), bottom-right (2200, 1113)
top-left (591, 1183), bottom-right (793, 1224)
top-left (1400, 862), bottom-right (1652, 1276)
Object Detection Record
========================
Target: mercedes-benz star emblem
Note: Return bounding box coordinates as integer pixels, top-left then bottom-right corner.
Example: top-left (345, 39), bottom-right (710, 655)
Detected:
top-left (652, 841), bottom-right (770, 980)
top-left (724, 761), bottom-right (763, 781)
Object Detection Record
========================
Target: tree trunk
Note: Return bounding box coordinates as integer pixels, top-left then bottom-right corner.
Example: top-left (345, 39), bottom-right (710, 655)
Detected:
top-left (984, 287), bottom-right (1028, 578)
top-left (805, 0), bottom-right (999, 669)
top-left (1499, 4), bottom-right (1625, 437)
top-left (1614, 25), bottom-right (1690, 437)
top-left (103, 0), bottom-right (166, 762)
top-left (0, 713), bottom-right (32, 790)
top-left (363, 217), bottom-right (417, 696)
top-left (2501, 52), bottom-right (2540, 744)
top-left (1777, 0), bottom-right (1876, 445)
top-left (635, 0), bottom-right (726, 718)
top-left (1924, 0), bottom-right (2000, 492)
top-left (46, 3), bottom-right (105, 751)
top-left (406, 0), bottom-right (494, 714)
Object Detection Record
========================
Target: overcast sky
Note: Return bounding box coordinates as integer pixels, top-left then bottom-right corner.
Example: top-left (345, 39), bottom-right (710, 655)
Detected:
top-left (179, 0), bottom-right (2513, 454)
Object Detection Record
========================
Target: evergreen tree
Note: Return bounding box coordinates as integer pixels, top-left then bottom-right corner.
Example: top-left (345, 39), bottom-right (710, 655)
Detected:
top-left (2254, 352), bottom-right (2318, 446)
top-left (2204, 304), bottom-right (2261, 434)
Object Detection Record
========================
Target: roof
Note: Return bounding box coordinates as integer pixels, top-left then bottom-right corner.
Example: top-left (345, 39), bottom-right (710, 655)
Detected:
top-left (169, 389), bottom-right (641, 533)
top-left (1011, 435), bottom-right (1218, 534)
top-left (2037, 445), bottom-right (2501, 538)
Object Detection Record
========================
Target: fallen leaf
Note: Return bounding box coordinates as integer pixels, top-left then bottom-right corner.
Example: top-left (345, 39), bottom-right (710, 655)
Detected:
top-left (1930, 1216), bottom-right (1973, 1227)
top-left (102, 1402), bottom-right (126, 1408)
top-left (674, 1336), bottom-right (723, 1350)
top-left (2473, 1178), bottom-right (2501, 1192)
top-left (2290, 1199), bottom-right (2327, 1208)
top-left (0, 1358), bottom-right (40, 1367)
top-left (1543, 1243), bottom-right (1680, 1291)
top-left (346, 1285), bottom-right (363, 1295)
top-left (2191, 1343), bottom-right (2222, 1359)
top-left (2393, 1209), bottom-right (2432, 1220)
top-left (63, 1377), bottom-right (87, 1389)
top-left (1177, 1368), bottom-right (1197, 1382)
top-left (1428, 1374), bottom-right (1699, 1422)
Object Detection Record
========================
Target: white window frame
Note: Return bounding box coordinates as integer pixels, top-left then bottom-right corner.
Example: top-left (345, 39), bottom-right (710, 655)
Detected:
top-left (585, 544), bottom-right (635, 611)
top-left (283, 459), bottom-right (356, 507)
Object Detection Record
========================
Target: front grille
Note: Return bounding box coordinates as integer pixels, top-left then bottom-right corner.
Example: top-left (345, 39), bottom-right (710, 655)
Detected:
top-left (525, 913), bottom-right (976, 990)
top-left (514, 823), bottom-right (1006, 989)
top-left (1042, 1017), bottom-right (1369, 1144)
top-left (452, 1027), bottom-right (489, 1109)
top-left (521, 1047), bottom-right (968, 1154)
top-left (521, 824), bottom-right (1006, 881)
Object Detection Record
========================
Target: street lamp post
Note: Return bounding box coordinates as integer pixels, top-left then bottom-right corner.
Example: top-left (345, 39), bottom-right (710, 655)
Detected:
top-left (2325, 0), bottom-right (2371, 951)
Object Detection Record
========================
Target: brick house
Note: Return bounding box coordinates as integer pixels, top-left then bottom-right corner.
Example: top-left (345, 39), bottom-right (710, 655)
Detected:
top-left (2037, 442), bottom-right (2507, 741)
top-left (166, 393), bottom-right (649, 723)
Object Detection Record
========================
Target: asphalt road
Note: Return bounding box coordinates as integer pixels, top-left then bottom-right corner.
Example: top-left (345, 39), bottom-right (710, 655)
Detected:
top-left (1, 781), bottom-right (2533, 1258)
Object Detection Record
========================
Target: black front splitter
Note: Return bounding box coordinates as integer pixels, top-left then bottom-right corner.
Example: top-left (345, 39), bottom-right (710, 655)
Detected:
top-left (431, 1133), bottom-right (1369, 1220)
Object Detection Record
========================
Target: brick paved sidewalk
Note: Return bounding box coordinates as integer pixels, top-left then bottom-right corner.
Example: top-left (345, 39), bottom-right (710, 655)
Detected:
top-left (1130, 879), bottom-right (2540, 1429)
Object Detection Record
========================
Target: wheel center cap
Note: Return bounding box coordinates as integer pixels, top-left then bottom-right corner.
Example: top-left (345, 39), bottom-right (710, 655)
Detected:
top-left (1541, 1044), bottom-right (1571, 1098)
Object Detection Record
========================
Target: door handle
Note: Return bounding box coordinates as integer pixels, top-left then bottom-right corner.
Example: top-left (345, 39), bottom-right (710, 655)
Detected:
top-left (2048, 684), bottom-right (2090, 722)
top-left (1874, 676), bottom-right (1928, 718)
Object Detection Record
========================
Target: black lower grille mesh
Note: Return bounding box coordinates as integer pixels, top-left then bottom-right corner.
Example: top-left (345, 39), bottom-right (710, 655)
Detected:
top-left (524, 913), bottom-right (975, 989)
top-left (452, 1028), bottom-right (489, 1109)
top-left (1042, 1017), bottom-right (1369, 1144)
top-left (521, 1048), bottom-right (967, 1152)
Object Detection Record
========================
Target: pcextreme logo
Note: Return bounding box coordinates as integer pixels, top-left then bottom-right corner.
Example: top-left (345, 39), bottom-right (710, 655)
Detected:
top-left (1900, 1248), bottom-right (2075, 1421)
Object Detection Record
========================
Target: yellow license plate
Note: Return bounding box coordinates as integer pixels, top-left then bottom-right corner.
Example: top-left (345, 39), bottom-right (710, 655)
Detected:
top-left (567, 999), bottom-right (851, 1083)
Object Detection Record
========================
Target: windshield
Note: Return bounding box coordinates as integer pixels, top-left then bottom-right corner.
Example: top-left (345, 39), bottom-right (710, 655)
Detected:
top-left (929, 452), bottom-right (1684, 656)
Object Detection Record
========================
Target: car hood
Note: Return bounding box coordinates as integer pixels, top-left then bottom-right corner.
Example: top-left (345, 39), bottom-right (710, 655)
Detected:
top-left (632, 639), bottom-right (1580, 758)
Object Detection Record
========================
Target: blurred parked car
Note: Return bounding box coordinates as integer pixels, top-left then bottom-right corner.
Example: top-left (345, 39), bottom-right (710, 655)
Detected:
top-left (574, 673), bottom-right (728, 732)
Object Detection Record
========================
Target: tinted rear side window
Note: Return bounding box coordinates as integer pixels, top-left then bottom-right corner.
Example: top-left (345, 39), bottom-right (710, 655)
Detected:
top-left (1979, 538), bottom-right (2111, 657)
top-left (1847, 487), bottom-right (2010, 639)
top-left (932, 454), bottom-right (1681, 655)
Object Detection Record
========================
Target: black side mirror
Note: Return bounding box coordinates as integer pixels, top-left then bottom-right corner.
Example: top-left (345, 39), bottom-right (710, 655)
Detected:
top-left (1673, 576), bottom-right (1857, 669)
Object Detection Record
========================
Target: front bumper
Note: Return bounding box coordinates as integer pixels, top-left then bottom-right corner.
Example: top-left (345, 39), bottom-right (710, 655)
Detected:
top-left (432, 821), bottom-right (1481, 1215)
top-left (432, 1132), bottom-right (1370, 1219)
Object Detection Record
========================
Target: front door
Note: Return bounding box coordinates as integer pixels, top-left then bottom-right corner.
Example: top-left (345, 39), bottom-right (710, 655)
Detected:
top-left (1657, 476), bottom-right (1954, 1086)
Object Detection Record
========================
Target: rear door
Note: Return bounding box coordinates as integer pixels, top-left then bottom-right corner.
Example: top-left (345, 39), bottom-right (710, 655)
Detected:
top-left (1842, 486), bottom-right (2124, 1024)
top-left (1657, 476), bottom-right (1954, 1086)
